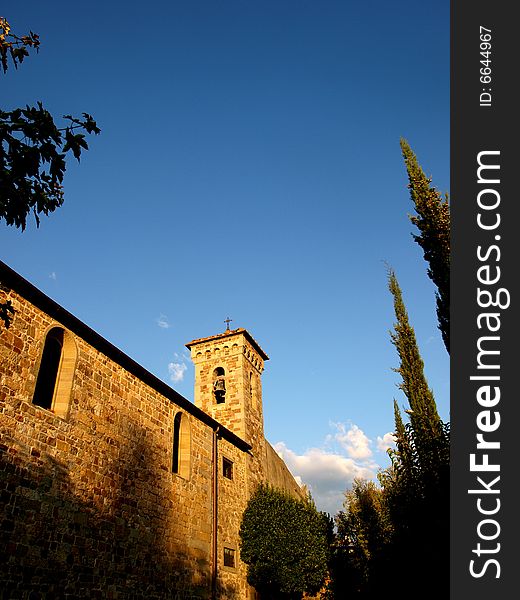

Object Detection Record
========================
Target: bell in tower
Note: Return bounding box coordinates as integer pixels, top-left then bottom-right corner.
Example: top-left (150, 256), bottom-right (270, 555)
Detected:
top-left (212, 367), bottom-right (226, 404)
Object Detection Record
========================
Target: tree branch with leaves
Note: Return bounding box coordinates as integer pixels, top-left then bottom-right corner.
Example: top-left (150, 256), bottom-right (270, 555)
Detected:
top-left (1, 104), bottom-right (100, 229)
top-left (0, 16), bottom-right (40, 73)
top-left (0, 16), bottom-right (100, 327)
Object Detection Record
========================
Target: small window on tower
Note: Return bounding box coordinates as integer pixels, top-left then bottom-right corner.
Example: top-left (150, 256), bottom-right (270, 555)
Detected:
top-left (224, 547), bottom-right (235, 568)
top-left (223, 457), bottom-right (233, 480)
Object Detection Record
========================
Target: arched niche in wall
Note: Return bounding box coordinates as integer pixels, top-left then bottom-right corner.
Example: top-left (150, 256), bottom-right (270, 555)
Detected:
top-left (32, 326), bottom-right (77, 419)
top-left (172, 411), bottom-right (191, 479)
top-left (249, 371), bottom-right (257, 410)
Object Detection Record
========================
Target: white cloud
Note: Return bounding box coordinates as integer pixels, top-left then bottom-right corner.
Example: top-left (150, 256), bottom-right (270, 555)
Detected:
top-left (167, 351), bottom-right (190, 383)
top-left (156, 314), bottom-right (170, 329)
top-left (376, 432), bottom-right (396, 452)
top-left (273, 439), bottom-right (378, 516)
top-left (331, 422), bottom-right (372, 459)
top-left (273, 421), bottom-right (396, 516)
top-left (168, 361), bottom-right (187, 383)
top-left (49, 272), bottom-right (57, 280)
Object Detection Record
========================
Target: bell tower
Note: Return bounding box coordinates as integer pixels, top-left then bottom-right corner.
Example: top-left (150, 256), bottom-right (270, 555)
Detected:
top-left (185, 327), bottom-right (268, 443)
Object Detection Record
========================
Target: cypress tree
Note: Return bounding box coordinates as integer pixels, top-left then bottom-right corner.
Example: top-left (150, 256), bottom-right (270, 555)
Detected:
top-left (384, 269), bottom-right (449, 598)
top-left (400, 139), bottom-right (450, 353)
top-left (388, 269), bottom-right (441, 445)
top-left (390, 399), bottom-right (414, 477)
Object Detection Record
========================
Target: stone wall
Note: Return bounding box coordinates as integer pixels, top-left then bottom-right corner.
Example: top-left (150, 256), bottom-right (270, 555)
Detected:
top-left (264, 442), bottom-right (303, 499)
top-left (0, 262), bottom-right (303, 598)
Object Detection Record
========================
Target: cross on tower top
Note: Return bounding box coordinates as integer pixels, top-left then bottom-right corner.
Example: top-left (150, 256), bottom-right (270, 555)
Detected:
top-left (224, 317), bottom-right (233, 331)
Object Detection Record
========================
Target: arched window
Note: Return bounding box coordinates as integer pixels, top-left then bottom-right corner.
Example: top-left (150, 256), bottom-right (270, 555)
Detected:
top-left (33, 326), bottom-right (76, 419)
top-left (212, 367), bottom-right (226, 404)
top-left (172, 411), bottom-right (191, 479)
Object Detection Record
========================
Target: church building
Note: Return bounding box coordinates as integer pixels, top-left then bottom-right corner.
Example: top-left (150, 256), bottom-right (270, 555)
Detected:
top-left (0, 260), bottom-right (302, 599)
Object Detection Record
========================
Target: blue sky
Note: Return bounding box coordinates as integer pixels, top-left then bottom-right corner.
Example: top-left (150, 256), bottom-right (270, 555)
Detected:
top-left (2, 0), bottom-right (449, 514)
